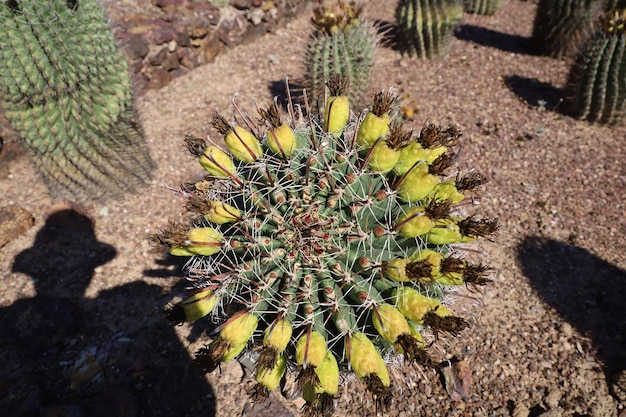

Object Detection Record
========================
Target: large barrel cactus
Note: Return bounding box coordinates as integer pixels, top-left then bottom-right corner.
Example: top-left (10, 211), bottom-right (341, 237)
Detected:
top-left (463, 0), bottom-right (504, 15)
top-left (565, 9), bottom-right (626, 124)
top-left (151, 75), bottom-right (498, 415)
top-left (0, 0), bottom-right (155, 202)
top-left (531, 0), bottom-right (604, 59)
top-left (304, 1), bottom-right (379, 107)
top-left (395, 0), bottom-right (464, 60)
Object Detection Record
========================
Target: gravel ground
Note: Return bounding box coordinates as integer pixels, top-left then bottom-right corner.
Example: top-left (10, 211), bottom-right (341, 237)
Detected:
top-left (1, 1), bottom-right (625, 416)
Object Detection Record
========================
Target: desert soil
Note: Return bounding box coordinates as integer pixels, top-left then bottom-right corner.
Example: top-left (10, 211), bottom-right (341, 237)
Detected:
top-left (1, 1), bottom-right (625, 416)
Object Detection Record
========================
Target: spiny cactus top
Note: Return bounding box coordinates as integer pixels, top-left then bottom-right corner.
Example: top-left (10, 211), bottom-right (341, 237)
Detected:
top-left (304, 1), bottom-right (379, 106)
top-left (0, 0), bottom-right (155, 202)
top-left (151, 75), bottom-right (498, 415)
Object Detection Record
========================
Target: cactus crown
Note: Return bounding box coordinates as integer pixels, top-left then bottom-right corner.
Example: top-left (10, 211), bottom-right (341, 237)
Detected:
top-left (602, 9), bottom-right (626, 34)
top-left (153, 75), bottom-right (497, 415)
top-left (311, 0), bottom-right (362, 35)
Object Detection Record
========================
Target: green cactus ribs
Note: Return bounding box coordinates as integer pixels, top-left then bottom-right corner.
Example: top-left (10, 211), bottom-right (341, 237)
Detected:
top-left (0, 0), bottom-right (155, 202)
top-left (151, 75), bottom-right (498, 415)
top-left (564, 9), bottom-right (626, 124)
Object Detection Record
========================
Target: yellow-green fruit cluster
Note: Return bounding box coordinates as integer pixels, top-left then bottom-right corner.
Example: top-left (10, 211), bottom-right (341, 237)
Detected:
top-left (152, 75), bottom-right (497, 415)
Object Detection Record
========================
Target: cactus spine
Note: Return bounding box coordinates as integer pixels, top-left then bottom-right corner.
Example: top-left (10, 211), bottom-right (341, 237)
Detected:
top-left (565, 9), bottom-right (626, 124)
top-left (531, 0), bottom-right (604, 59)
top-left (463, 0), bottom-right (504, 15)
top-left (304, 1), bottom-right (379, 106)
top-left (152, 75), bottom-right (498, 415)
top-left (395, 0), bottom-right (464, 60)
top-left (0, 0), bottom-right (155, 202)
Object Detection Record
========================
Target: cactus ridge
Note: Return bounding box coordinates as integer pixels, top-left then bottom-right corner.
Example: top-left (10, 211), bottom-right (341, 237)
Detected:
top-left (463, 0), bottom-right (504, 15)
top-left (0, 0), bottom-right (155, 201)
top-left (154, 77), bottom-right (497, 413)
top-left (304, 2), bottom-right (379, 106)
top-left (396, 0), bottom-right (464, 60)
top-left (565, 9), bottom-right (626, 124)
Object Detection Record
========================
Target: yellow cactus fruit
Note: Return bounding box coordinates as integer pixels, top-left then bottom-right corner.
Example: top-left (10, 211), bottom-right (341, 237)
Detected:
top-left (382, 257), bottom-right (412, 282)
top-left (295, 330), bottom-right (327, 368)
top-left (268, 123), bottom-right (297, 157)
top-left (324, 95), bottom-right (350, 138)
top-left (263, 319), bottom-right (293, 353)
top-left (199, 145), bottom-right (237, 178)
top-left (394, 206), bottom-right (436, 238)
top-left (222, 341), bottom-right (248, 362)
top-left (315, 351), bottom-right (340, 395)
top-left (357, 112), bottom-right (390, 151)
top-left (170, 227), bottom-right (223, 257)
top-left (349, 332), bottom-right (390, 387)
top-left (180, 289), bottom-right (219, 322)
top-left (226, 125), bottom-right (263, 162)
top-left (221, 312), bottom-right (259, 348)
top-left (256, 353), bottom-right (287, 391)
top-left (429, 180), bottom-right (465, 204)
top-left (202, 200), bottom-right (242, 224)
top-left (427, 218), bottom-right (464, 245)
top-left (393, 286), bottom-right (451, 324)
top-left (212, 112), bottom-right (263, 163)
top-left (372, 304), bottom-right (411, 344)
top-left (323, 73), bottom-right (351, 138)
top-left (395, 162), bottom-right (440, 202)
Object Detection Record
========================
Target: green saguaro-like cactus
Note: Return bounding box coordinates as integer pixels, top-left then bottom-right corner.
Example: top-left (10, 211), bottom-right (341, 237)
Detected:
top-left (565, 9), bottom-right (626, 124)
top-left (395, 0), bottom-right (464, 60)
top-left (151, 75), bottom-right (498, 415)
top-left (304, 1), bottom-right (379, 106)
top-left (0, 0), bottom-right (155, 202)
top-left (531, 0), bottom-right (603, 59)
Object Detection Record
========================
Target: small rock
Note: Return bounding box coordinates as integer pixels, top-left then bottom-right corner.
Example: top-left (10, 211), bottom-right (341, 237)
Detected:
top-left (512, 403), bottom-right (530, 417)
top-left (0, 205), bottom-right (35, 248)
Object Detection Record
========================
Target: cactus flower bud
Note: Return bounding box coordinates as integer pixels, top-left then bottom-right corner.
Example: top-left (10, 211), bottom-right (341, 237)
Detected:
top-left (348, 332), bottom-right (390, 387)
top-left (170, 227), bottom-right (223, 257)
top-left (199, 145), bottom-right (237, 178)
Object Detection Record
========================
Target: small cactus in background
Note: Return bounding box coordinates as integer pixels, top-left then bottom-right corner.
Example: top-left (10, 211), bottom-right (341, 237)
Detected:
top-left (0, 0), bottom-right (155, 202)
top-left (395, 0), bottom-right (464, 60)
top-left (530, 0), bottom-right (604, 59)
top-left (463, 0), bottom-right (504, 15)
top-left (152, 74), bottom-right (498, 415)
top-left (564, 9), bottom-right (626, 124)
top-left (304, 1), bottom-right (379, 106)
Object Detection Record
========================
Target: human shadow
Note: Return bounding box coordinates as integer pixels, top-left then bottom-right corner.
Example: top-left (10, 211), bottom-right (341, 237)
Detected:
top-left (0, 209), bottom-right (216, 417)
top-left (455, 24), bottom-right (530, 54)
top-left (503, 75), bottom-right (565, 112)
top-left (517, 236), bottom-right (626, 388)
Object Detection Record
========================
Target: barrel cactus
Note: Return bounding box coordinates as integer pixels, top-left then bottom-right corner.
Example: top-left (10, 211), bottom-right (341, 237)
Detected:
top-left (304, 1), bottom-right (379, 106)
top-left (151, 75), bottom-right (497, 415)
top-left (0, 0), bottom-right (155, 202)
top-left (395, 0), bottom-right (464, 60)
top-left (531, 0), bottom-right (604, 59)
top-left (564, 9), bottom-right (626, 124)
top-left (463, 0), bottom-right (504, 15)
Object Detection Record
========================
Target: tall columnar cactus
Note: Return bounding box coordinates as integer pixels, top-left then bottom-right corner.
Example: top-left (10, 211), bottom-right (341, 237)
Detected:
top-left (463, 0), bottom-right (504, 15)
top-left (564, 9), bottom-right (626, 124)
top-left (304, 1), bottom-right (379, 106)
top-left (531, 0), bottom-right (604, 59)
top-left (0, 0), bottom-right (155, 202)
top-left (151, 75), bottom-right (498, 415)
top-left (395, 0), bottom-right (464, 60)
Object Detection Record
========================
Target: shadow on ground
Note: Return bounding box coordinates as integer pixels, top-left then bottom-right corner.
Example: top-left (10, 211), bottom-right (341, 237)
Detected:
top-left (503, 75), bottom-right (565, 112)
top-left (517, 236), bottom-right (626, 393)
top-left (0, 209), bottom-right (216, 417)
top-left (455, 24), bottom-right (530, 54)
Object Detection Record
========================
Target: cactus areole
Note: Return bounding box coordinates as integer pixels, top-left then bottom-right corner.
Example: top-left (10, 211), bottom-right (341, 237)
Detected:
top-left (152, 75), bottom-right (498, 414)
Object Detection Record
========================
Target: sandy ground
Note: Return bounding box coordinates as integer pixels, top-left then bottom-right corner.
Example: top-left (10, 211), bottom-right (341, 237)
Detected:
top-left (1, 1), bottom-right (625, 416)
